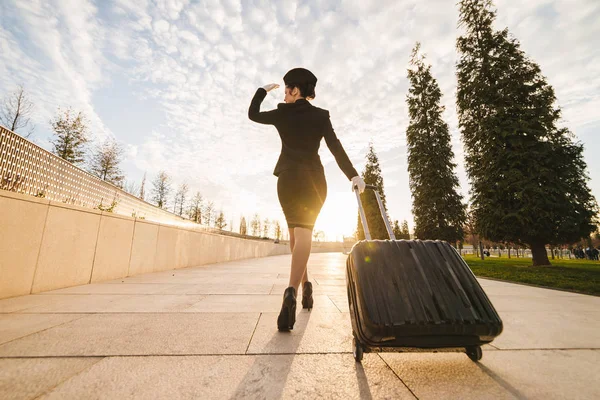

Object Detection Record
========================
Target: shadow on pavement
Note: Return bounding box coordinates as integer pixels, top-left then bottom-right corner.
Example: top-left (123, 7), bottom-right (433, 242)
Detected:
top-left (229, 309), bottom-right (312, 399)
top-left (354, 361), bottom-right (374, 400)
top-left (476, 362), bottom-right (527, 399)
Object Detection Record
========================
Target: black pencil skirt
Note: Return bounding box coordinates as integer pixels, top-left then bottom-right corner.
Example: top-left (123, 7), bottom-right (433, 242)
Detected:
top-left (277, 168), bottom-right (327, 230)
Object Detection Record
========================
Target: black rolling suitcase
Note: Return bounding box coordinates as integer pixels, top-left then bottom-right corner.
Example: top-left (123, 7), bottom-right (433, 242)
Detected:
top-left (347, 185), bottom-right (503, 362)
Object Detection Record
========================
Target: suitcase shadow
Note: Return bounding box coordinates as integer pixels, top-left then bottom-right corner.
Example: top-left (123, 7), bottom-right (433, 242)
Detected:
top-left (355, 362), bottom-right (374, 400)
top-left (475, 363), bottom-right (527, 399)
top-left (229, 310), bottom-right (313, 399)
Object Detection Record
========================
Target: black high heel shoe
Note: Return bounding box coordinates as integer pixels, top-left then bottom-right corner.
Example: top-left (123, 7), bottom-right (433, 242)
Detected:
top-left (302, 281), bottom-right (313, 310)
top-left (277, 287), bottom-right (297, 331)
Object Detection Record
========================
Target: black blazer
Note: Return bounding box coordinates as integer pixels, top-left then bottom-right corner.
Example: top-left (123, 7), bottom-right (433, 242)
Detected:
top-left (248, 88), bottom-right (359, 180)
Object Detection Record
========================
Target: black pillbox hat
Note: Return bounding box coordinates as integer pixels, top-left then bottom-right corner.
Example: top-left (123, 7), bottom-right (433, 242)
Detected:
top-left (283, 68), bottom-right (317, 86)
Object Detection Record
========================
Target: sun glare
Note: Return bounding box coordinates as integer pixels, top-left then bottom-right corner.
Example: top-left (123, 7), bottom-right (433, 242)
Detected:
top-left (313, 191), bottom-right (357, 242)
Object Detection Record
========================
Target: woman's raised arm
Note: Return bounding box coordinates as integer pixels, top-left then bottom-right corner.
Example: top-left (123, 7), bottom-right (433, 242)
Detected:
top-left (248, 87), bottom-right (280, 125)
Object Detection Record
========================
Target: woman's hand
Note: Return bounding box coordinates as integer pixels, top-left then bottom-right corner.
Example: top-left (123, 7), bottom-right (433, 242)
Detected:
top-left (351, 176), bottom-right (366, 194)
top-left (261, 83), bottom-right (280, 92)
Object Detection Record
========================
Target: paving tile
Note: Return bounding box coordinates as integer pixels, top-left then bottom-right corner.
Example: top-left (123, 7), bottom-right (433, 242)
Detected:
top-left (312, 274), bottom-right (346, 281)
top-left (380, 352), bottom-right (517, 399)
top-left (477, 278), bottom-right (520, 287)
top-left (0, 314), bottom-right (83, 345)
top-left (0, 357), bottom-right (101, 400)
top-left (488, 293), bottom-right (600, 312)
top-left (104, 274), bottom-right (280, 285)
top-left (16, 295), bottom-right (133, 314)
top-left (381, 350), bottom-right (600, 400)
top-left (327, 294), bottom-right (350, 313)
top-left (158, 283), bottom-right (274, 295)
top-left (314, 278), bottom-right (346, 286)
top-left (41, 283), bottom-right (179, 295)
top-left (101, 295), bottom-right (206, 313)
top-left (469, 349), bottom-right (600, 399)
top-left (271, 283), bottom-right (347, 296)
top-left (3, 253), bottom-right (599, 399)
top-left (482, 284), bottom-right (586, 298)
top-left (39, 354), bottom-right (414, 399)
top-left (1, 295), bottom-right (124, 314)
top-left (247, 312), bottom-right (353, 354)
top-left (0, 313), bottom-right (259, 357)
top-left (183, 295), bottom-right (339, 313)
top-left (493, 311), bottom-right (600, 349)
top-left (0, 295), bottom-right (64, 313)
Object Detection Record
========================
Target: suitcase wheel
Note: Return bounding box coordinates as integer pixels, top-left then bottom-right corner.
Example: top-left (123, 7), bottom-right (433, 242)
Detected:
top-left (353, 336), bottom-right (364, 362)
top-left (466, 346), bottom-right (482, 362)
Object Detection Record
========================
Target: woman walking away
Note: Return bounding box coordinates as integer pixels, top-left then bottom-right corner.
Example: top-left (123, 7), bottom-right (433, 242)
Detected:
top-left (248, 67), bottom-right (366, 331)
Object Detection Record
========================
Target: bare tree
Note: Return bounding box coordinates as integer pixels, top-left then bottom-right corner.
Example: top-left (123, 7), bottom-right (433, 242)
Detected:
top-left (50, 107), bottom-right (90, 165)
top-left (188, 192), bottom-right (203, 223)
top-left (204, 201), bottom-right (215, 226)
top-left (215, 210), bottom-right (227, 230)
top-left (263, 218), bottom-right (271, 238)
top-left (123, 180), bottom-right (139, 196)
top-left (313, 230), bottom-right (325, 242)
top-left (0, 84), bottom-right (35, 138)
top-left (139, 172), bottom-right (147, 201)
top-left (274, 220), bottom-right (282, 240)
top-left (151, 171), bottom-right (171, 209)
top-left (173, 183), bottom-right (189, 216)
top-left (88, 138), bottom-right (125, 187)
top-left (251, 214), bottom-right (261, 236)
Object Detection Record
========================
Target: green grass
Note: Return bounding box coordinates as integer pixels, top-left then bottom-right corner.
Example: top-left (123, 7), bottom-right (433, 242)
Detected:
top-left (463, 255), bottom-right (600, 296)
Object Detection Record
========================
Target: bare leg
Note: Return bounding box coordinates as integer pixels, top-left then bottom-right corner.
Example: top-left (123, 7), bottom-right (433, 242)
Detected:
top-left (288, 228), bottom-right (295, 252)
top-left (301, 265), bottom-right (309, 285)
top-left (287, 228), bottom-right (306, 286)
top-left (288, 227), bottom-right (313, 292)
top-left (288, 229), bottom-right (309, 285)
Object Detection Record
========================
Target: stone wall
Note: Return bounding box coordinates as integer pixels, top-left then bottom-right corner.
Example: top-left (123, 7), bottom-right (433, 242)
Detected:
top-left (0, 191), bottom-right (290, 299)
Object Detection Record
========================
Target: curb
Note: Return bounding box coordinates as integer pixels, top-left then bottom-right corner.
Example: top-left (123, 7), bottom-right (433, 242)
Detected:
top-left (475, 276), bottom-right (599, 297)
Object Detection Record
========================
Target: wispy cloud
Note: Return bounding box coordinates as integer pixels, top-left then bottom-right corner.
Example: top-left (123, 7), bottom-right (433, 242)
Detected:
top-left (1, 0), bottom-right (598, 239)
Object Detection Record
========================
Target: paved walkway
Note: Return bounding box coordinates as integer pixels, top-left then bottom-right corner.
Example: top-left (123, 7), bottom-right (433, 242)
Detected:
top-left (1, 253), bottom-right (599, 399)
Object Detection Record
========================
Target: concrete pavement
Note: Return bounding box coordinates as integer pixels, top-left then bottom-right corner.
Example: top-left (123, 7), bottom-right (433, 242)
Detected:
top-left (1, 253), bottom-right (599, 399)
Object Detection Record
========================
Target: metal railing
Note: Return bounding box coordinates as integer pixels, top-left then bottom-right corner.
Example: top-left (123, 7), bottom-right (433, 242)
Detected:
top-left (0, 125), bottom-right (190, 224)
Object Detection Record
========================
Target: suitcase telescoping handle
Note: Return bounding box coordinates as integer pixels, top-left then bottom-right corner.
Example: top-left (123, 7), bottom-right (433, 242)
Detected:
top-left (353, 184), bottom-right (396, 241)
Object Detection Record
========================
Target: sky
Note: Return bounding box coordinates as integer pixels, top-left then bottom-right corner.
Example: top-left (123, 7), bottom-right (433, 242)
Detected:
top-left (0, 0), bottom-right (598, 241)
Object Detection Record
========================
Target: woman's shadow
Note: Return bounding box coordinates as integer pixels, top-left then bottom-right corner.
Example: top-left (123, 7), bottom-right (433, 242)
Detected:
top-left (230, 310), bottom-right (312, 399)
top-left (229, 308), bottom-right (374, 399)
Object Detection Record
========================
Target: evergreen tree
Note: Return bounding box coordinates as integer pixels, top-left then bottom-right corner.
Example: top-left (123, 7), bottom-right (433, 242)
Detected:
top-left (400, 220), bottom-right (411, 240)
top-left (356, 143), bottom-right (389, 240)
top-left (151, 171), bottom-right (171, 209)
top-left (239, 216), bottom-right (247, 235)
top-left (456, 0), bottom-right (598, 266)
top-left (51, 107), bottom-right (90, 165)
top-left (407, 42), bottom-right (466, 243)
top-left (215, 211), bottom-right (227, 230)
top-left (392, 220), bottom-right (402, 239)
top-left (88, 138), bottom-right (125, 187)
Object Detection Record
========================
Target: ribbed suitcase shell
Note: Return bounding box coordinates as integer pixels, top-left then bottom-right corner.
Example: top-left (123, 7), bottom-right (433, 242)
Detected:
top-left (347, 239), bottom-right (503, 349)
